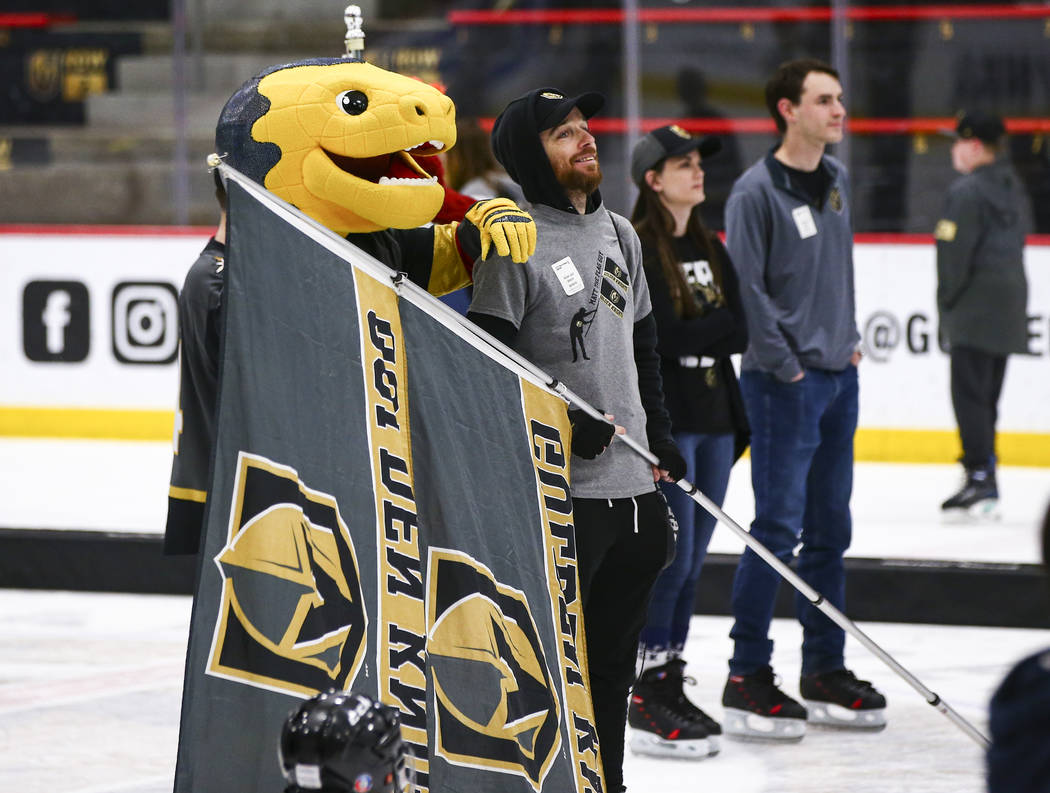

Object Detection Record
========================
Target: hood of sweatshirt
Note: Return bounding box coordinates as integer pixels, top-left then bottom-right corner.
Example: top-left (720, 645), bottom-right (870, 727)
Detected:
top-left (490, 87), bottom-right (604, 214)
top-left (973, 159), bottom-right (1026, 230)
top-left (987, 649), bottom-right (1050, 792)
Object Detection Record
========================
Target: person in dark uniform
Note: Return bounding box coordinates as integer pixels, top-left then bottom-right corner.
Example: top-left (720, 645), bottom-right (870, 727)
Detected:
top-left (986, 498), bottom-right (1050, 793)
top-left (165, 173), bottom-right (226, 554)
top-left (935, 111), bottom-right (1030, 520)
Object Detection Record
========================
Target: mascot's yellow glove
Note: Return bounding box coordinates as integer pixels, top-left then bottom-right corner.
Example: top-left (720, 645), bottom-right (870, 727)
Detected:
top-left (465, 198), bottom-right (537, 263)
top-left (434, 198), bottom-right (538, 296)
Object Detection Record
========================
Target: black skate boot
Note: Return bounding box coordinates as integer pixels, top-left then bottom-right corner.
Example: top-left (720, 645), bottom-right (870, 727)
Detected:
top-left (662, 658), bottom-right (723, 751)
top-left (721, 666), bottom-right (807, 742)
top-left (941, 465), bottom-right (999, 522)
top-left (629, 661), bottom-right (714, 759)
top-left (800, 668), bottom-right (887, 730)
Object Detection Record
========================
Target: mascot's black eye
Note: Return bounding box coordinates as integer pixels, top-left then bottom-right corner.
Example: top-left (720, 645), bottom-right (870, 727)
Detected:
top-left (336, 90), bottom-right (368, 116)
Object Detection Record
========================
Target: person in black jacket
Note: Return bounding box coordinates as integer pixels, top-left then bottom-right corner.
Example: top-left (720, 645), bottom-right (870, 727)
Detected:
top-left (936, 111), bottom-right (1030, 520)
top-left (986, 498), bottom-right (1050, 792)
top-left (625, 125), bottom-right (749, 760)
top-left (165, 173), bottom-right (226, 554)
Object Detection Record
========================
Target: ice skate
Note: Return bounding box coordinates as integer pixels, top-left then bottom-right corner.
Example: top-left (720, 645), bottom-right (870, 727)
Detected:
top-left (662, 658), bottom-right (722, 751)
top-left (721, 666), bottom-right (806, 742)
top-left (629, 660), bottom-right (716, 759)
top-left (800, 668), bottom-right (887, 730)
top-left (941, 466), bottom-right (1000, 523)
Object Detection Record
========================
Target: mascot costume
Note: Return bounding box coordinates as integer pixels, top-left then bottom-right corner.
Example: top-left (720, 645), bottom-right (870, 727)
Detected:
top-left (214, 32), bottom-right (533, 291)
top-left (165, 8), bottom-right (535, 554)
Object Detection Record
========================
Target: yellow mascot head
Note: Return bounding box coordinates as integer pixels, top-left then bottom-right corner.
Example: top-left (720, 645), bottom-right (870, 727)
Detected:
top-left (215, 57), bottom-right (456, 235)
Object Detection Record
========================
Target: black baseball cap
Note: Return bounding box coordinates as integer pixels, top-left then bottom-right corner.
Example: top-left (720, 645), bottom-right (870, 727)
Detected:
top-left (950, 110), bottom-right (1006, 144)
top-left (532, 88), bottom-right (605, 132)
top-left (630, 124), bottom-right (722, 186)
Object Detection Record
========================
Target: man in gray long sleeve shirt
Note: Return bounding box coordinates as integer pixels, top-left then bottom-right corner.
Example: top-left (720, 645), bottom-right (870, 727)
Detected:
top-left (720, 58), bottom-right (886, 742)
top-left (728, 149), bottom-right (858, 382)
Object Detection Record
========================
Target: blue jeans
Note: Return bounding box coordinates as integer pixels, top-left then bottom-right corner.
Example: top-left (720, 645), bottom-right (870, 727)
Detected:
top-left (641, 431), bottom-right (735, 653)
top-left (730, 367), bottom-right (858, 678)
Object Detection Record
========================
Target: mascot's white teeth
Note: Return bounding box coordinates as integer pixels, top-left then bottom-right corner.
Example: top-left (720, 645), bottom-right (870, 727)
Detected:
top-left (378, 175), bottom-right (439, 185)
top-left (405, 140), bottom-right (444, 152)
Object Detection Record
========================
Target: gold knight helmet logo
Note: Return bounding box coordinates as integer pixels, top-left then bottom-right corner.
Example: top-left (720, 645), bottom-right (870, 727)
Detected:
top-left (829, 185), bottom-right (844, 212)
top-left (427, 549), bottom-right (561, 791)
top-left (207, 452), bottom-right (367, 696)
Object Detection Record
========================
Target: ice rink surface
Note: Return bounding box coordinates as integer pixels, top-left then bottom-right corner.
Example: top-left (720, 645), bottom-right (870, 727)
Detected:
top-left (3, 437), bottom-right (1048, 563)
top-left (3, 591), bottom-right (1048, 793)
top-left (1, 438), bottom-right (1049, 793)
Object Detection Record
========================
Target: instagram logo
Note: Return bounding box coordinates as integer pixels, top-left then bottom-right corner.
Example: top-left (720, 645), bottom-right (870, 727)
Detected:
top-left (111, 282), bottom-right (179, 364)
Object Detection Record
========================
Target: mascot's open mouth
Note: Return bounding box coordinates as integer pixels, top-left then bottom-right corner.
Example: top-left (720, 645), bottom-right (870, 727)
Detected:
top-left (323, 141), bottom-right (444, 185)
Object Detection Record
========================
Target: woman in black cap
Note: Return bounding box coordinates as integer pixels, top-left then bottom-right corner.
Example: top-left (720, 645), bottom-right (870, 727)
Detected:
top-left (626, 124), bottom-right (750, 760)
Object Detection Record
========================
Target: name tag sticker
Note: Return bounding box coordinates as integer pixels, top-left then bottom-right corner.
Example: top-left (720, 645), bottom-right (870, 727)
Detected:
top-left (551, 257), bottom-right (584, 295)
top-left (792, 205), bottom-right (818, 239)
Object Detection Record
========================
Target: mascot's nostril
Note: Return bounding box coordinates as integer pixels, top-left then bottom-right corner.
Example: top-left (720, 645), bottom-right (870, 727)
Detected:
top-left (400, 95), bottom-right (428, 122)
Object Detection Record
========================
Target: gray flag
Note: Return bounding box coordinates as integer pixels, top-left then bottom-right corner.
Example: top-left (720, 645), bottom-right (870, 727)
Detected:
top-left (173, 179), bottom-right (603, 793)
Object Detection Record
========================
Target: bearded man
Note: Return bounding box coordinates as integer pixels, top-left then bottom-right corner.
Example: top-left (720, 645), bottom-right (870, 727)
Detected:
top-left (466, 87), bottom-right (686, 793)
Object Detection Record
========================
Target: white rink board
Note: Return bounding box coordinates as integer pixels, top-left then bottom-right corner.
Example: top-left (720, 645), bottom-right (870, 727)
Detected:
top-left (854, 243), bottom-right (1050, 432)
top-left (1, 231), bottom-right (1048, 433)
top-left (1, 231), bottom-right (209, 410)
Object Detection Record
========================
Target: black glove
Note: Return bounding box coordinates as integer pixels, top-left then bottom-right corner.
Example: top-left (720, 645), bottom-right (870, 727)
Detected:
top-left (568, 408), bottom-right (616, 460)
top-left (649, 438), bottom-right (687, 482)
top-left (656, 489), bottom-right (679, 571)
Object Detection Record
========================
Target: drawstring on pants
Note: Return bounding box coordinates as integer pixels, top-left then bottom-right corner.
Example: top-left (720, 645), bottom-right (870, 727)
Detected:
top-left (606, 496), bottom-right (640, 533)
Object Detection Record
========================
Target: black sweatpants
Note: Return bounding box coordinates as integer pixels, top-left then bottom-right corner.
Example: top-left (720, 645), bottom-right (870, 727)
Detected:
top-left (950, 345), bottom-right (1008, 469)
top-left (573, 489), bottom-right (672, 793)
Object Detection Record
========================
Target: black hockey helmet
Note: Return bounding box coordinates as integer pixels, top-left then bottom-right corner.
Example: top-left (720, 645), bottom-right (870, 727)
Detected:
top-left (279, 689), bottom-right (410, 793)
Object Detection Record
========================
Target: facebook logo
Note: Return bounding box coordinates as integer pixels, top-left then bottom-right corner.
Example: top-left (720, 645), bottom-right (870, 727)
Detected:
top-left (23, 280), bottom-right (90, 362)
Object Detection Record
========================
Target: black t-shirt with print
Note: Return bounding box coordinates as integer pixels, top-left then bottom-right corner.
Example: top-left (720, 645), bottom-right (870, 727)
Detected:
top-left (642, 233), bottom-right (749, 435)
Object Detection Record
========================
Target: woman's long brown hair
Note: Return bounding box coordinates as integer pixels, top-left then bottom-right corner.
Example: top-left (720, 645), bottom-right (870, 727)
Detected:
top-left (445, 117), bottom-right (499, 192)
top-left (630, 166), bottom-right (722, 319)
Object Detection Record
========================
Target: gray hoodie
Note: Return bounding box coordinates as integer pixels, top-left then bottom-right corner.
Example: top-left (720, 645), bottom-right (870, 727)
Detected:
top-left (470, 88), bottom-right (667, 498)
top-left (935, 159), bottom-right (1029, 356)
